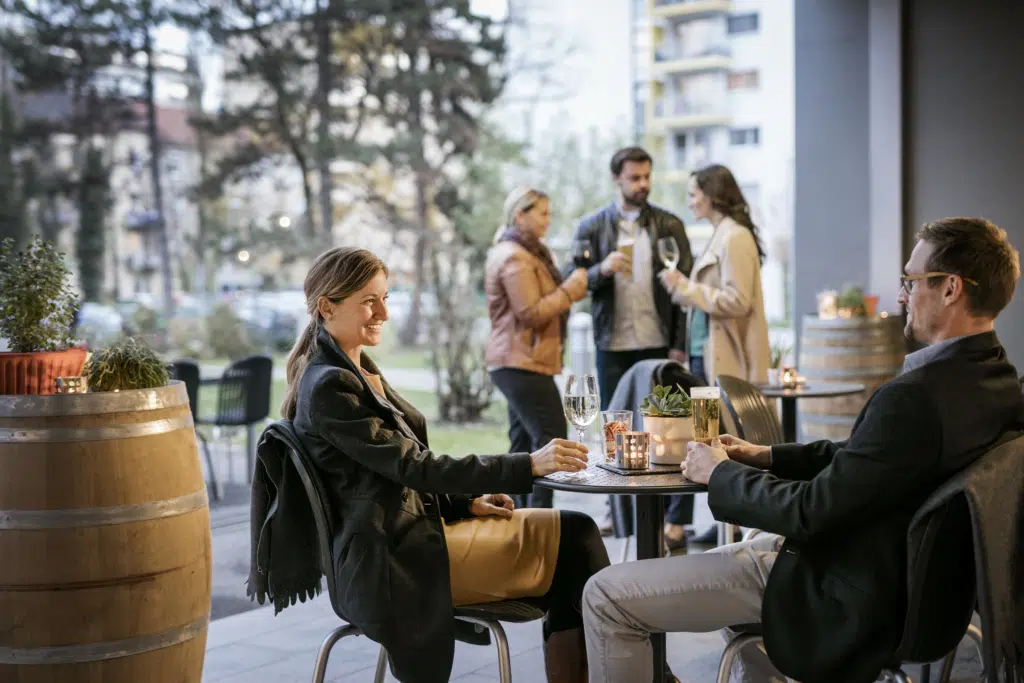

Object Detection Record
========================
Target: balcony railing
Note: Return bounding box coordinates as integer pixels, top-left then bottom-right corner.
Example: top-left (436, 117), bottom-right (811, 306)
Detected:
top-left (652, 0), bottom-right (733, 20)
top-left (654, 44), bottom-right (731, 62)
top-left (653, 97), bottom-right (726, 118)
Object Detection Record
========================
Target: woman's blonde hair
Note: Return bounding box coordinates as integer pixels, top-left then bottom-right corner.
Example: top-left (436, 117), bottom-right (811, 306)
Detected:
top-left (493, 186), bottom-right (548, 244)
top-left (280, 247), bottom-right (388, 420)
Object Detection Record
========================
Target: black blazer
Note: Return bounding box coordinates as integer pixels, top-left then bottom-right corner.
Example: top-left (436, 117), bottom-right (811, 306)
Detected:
top-left (708, 331), bottom-right (1024, 683)
top-left (292, 330), bottom-right (535, 683)
top-left (571, 202), bottom-right (694, 352)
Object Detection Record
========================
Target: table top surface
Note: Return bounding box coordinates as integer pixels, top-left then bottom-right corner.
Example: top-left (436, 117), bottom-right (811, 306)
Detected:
top-left (534, 463), bottom-right (708, 495)
top-left (757, 381), bottom-right (865, 399)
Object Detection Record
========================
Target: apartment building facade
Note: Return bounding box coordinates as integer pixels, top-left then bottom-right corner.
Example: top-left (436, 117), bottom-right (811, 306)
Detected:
top-left (633, 0), bottom-right (794, 322)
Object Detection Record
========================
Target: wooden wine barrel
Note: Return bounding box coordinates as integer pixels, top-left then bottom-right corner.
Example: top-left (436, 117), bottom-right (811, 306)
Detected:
top-left (0, 382), bottom-right (211, 683)
top-left (798, 315), bottom-right (906, 441)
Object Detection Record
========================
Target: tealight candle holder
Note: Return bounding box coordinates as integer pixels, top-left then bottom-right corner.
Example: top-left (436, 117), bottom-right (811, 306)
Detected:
top-left (55, 376), bottom-right (88, 394)
top-left (780, 366), bottom-right (798, 388)
top-left (615, 431), bottom-right (650, 470)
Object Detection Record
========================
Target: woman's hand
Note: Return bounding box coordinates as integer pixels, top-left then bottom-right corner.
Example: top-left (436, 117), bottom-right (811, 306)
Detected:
top-left (470, 494), bottom-right (515, 519)
top-left (530, 439), bottom-right (589, 476)
top-left (659, 268), bottom-right (685, 291)
top-left (562, 268), bottom-right (589, 302)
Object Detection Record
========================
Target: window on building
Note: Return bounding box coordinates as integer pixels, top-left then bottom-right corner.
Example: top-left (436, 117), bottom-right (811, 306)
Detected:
top-left (730, 127), bottom-right (760, 146)
top-left (727, 13), bottom-right (759, 34)
top-left (728, 70), bottom-right (760, 90)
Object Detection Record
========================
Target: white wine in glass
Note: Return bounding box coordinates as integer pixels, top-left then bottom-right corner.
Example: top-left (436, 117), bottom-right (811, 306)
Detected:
top-left (657, 236), bottom-right (680, 270)
top-left (563, 374), bottom-right (600, 444)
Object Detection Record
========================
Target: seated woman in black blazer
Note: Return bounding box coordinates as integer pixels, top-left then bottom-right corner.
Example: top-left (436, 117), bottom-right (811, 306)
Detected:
top-left (283, 246), bottom-right (610, 683)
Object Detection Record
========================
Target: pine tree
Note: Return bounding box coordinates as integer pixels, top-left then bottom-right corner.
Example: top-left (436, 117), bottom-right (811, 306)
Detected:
top-left (76, 144), bottom-right (108, 301)
top-left (0, 92), bottom-right (27, 247)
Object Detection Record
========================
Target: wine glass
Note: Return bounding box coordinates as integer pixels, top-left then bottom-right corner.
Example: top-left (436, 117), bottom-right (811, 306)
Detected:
top-left (571, 240), bottom-right (592, 269)
top-left (657, 236), bottom-right (680, 270)
top-left (563, 374), bottom-right (600, 445)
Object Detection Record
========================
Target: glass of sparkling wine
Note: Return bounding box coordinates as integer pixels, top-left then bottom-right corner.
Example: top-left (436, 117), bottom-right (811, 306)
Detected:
top-left (563, 374), bottom-right (600, 445)
top-left (691, 387), bottom-right (721, 442)
top-left (657, 236), bottom-right (680, 269)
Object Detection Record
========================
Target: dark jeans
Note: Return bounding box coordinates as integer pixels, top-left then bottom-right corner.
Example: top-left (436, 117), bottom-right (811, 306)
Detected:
top-left (595, 347), bottom-right (670, 410)
top-left (665, 355), bottom-right (706, 526)
top-left (490, 368), bottom-right (565, 509)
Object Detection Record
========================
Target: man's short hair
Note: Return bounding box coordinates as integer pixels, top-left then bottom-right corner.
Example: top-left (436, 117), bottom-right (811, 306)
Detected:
top-left (610, 147), bottom-right (653, 176)
top-left (917, 217), bottom-right (1020, 318)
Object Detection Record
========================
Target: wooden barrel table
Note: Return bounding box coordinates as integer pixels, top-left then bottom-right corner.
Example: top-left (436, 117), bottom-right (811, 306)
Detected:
top-left (0, 381), bottom-right (212, 683)
top-left (798, 315), bottom-right (907, 441)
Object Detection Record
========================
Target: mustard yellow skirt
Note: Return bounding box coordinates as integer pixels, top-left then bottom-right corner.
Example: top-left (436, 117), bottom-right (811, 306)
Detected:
top-left (444, 508), bottom-right (561, 607)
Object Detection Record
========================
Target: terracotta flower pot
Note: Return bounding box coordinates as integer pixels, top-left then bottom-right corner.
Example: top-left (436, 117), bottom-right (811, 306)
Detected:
top-left (0, 347), bottom-right (88, 395)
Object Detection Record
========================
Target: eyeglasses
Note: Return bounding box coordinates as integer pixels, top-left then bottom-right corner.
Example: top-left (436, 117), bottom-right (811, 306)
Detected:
top-left (899, 272), bottom-right (979, 294)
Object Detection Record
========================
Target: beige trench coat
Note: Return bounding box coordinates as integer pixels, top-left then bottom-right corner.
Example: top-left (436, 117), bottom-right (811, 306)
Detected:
top-left (671, 216), bottom-right (770, 384)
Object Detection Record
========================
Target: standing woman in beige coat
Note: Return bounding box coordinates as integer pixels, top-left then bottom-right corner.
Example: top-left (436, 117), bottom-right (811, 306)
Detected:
top-left (485, 187), bottom-right (589, 509)
top-left (658, 164), bottom-right (770, 389)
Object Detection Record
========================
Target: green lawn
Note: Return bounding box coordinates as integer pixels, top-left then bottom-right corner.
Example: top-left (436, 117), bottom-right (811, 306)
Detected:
top-left (197, 380), bottom-right (511, 456)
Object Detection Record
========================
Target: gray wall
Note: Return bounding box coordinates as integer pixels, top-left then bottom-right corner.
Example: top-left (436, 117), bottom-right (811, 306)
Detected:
top-left (904, 0), bottom-right (1024, 369)
top-left (792, 0), bottom-right (871, 349)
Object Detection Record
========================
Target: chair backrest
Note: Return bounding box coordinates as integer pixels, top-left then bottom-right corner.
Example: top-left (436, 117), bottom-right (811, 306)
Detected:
top-left (215, 354), bottom-right (273, 426)
top-left (653, 360), bottom-right (706, 394)
top-left (716, 374), bottom-right (785, 446)
top-left (167, 360), bottom-right (201, 421)
top-left (270, 420), bottom-right (340, 614)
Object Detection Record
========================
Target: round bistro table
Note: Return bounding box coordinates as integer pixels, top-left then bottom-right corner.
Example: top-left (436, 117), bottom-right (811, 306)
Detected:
top-left (757, 381), bottom-right (865, 442)
top-left (536, 464), bottom-right (707, 683)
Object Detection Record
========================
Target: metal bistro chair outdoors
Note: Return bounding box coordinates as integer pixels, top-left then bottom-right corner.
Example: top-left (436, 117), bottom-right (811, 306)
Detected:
top-left (167, 359), bottom-right (221, 501)
top-left (197, 354), bottom-right (273, 484)
top-left (714, 435), bottom-right (1022, 683)
top-left (272, 420), bottom-right (547, 683)
top-left (716, 374), bottom-right (785, 449)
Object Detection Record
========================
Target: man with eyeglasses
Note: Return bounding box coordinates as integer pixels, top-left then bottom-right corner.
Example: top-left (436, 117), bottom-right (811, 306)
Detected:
top-left (582, 217), bottom-right (1024, 683)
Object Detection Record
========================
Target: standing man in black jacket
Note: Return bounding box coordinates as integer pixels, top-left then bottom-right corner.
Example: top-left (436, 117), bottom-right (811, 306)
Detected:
top-left (582, 217), bottom-right (1024, 683)
top-left (573, 147), bottom-right (694, 406)
top-left (573, 148), bottom-right (695, 538)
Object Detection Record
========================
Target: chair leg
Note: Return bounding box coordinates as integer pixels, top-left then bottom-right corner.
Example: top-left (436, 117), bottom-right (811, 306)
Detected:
top-left (718, 522), bottom-right (737, 546)
top-left (887, 668), bottom-right (912, 683)
top-left (458, 617), bottom-right (512, 683)
top-left (373, 646), bottom-right (388, 683)
top-left (196, 430), bottom-right (220, 502)
top-left (716, 634), bottom-right (763, 683)
top-left (312, 624), bottom-right (360, 683)
top-left (619, 535), bottom-right (631, 564)
top-left (938, 650), bottom-right (956, 683)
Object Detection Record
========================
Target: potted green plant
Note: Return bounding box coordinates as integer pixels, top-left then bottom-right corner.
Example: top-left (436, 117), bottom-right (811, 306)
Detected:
top-left (837, 284), bottom-right (867, 318)
top-left (0, 237), bottom-right (85, 394)
top-left (83, 337), bottom-right (169, 392)
top-left (640, 384), bottom-right (692, 465)
top-left (768, 343), bottom-right (791, 386)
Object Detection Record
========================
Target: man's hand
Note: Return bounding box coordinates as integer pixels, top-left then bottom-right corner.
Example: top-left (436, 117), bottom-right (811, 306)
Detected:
top-left (600, 251), bottom-right (631, 276)
top-left (470, 494), bottom-right (515, 519)
top-left (718, 434), bottom-right (773, 469)
top-left (682, 439), bottom-right (729, 484)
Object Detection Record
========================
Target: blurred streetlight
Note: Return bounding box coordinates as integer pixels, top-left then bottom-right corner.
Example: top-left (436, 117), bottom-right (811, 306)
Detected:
top-left (237, 249), bottom-right (250, 263)
top-left (278, 215), bottom-right (291, 229)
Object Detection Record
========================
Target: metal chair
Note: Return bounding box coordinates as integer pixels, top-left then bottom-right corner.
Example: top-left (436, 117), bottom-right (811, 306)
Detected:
top-left (167, 359), bottom-right (220, 501)
top-left (196, 354), bottom-right (273, 484)
top-left (716, 374), bottom-right (785, 448)
top-left (716, 472), bottom-right (985, 683)
top-left (270, 420), bottom-right (546, 683)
